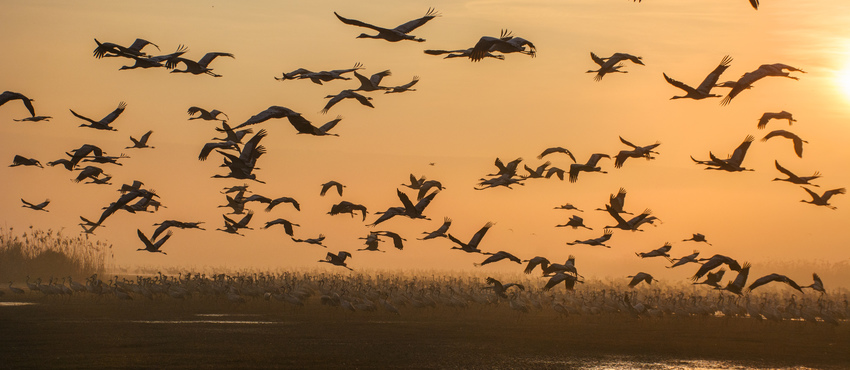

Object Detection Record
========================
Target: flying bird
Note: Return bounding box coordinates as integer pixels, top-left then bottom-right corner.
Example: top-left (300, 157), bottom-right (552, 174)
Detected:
top-left (188, 107), bottom-right (229, 122)
top-left (537, 147), bottom-right (576, 162)
top-left (170, 52), bottom-right (234, 77)
top-left (126, 130), bottom-right (154, 149)
top-left (683, 233), bottom-right (712, 245)
top-left (447, 222), bottom-right (494, 254)
top-left (801, 273), bottom-right (825, 294)
top-left (566, 229), bottom-right (613, 248)
top-left (136, 229), bottom-right (171, 255)
top-left (635, 242), bottom-right (672, 259)
top-left (93, 38), bottom-right (159, 59)
top-left (334, 8), bottom-right (440, 42)
top-left (1, 91), bottom-right (36, 117)
top-left (424, 48), bottom-right (505, 60)
top-left (569, 153), bottom-right (610, 182)
top-left (614, 137), bottom-right (661, 169)
top-left (69, 101), bottom-right (126, 130)
top-left (320, 180), bottom-right (345, 197)
top-left (663, 55), bottom-right (732, 100)
top-left (800, 187), bottom-right (845, 209)
top-left (10, 155), bottom-right (42, 168)
top-left (772, 160), bottom-right (820, 186)
top-left (21, 198), bottom-right (50, 211)
top-left (746, 273), bottom-right (805, 294)
top-left (321, 90), bottom-right (374, 114)
top-left (319, 251), bottom-right (353, 270)
top-left (419, 217), bottom-right (451, 240)
top-left (474, 251), bottom-right (522, 267)
top-left (721, 63), bottom-right (805, 106)
top-left (555, 215), bottom-right (592, 230)
top-left (692, 135), bottom-right (755, 172)
top-left (762, 130), bottom-right (807, 158)
top-left (627, 272), bottom-right (656, 288)
top-left (292, 234), bottom-right (327, 247)
top-left (757, 111), bottom-right (795, 129)
top-left (276, 63), bottom-right (363, 84)
top-left (483, 277), bottom-right (525, 298)
top-left (263, 218), bottom-right (300, 236)
top-left (13, 115), bottom-right (51, 122)
top-left (385, 76), bottom-right (419, 94)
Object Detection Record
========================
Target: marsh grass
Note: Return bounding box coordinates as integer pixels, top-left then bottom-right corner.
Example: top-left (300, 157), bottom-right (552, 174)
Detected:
top-left (0, 226), bottom-right (109, 282)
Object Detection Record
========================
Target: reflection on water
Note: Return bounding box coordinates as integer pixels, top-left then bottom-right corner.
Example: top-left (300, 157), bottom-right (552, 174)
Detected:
top-left (133, 320), bottom-right (284, 324)
top-left (0, 302), bottom-right (37, 307)
top-left (528, 357), bottom-right (818, 370)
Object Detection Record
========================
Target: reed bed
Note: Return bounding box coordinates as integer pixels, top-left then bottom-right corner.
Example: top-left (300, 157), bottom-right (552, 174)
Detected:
top-left (0, 226), bottom-right (109, 282)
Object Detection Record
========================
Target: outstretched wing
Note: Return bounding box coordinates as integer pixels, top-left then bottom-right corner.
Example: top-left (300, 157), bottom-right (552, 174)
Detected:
top-left (334, 12), bottom-right (386, 32)
top-left (393, 8), bottom-right (440, 34)
top-left (101, 101), bottom-right (127, 125)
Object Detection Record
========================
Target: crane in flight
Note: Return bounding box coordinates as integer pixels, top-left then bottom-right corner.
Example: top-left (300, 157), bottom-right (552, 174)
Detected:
top-left (276, 62), bottom-right (363, 84)
top-left (614, 137), bottom-right (661, 169)
top-left (419, 217), bottom-right (451, 240)
top-left (567, 229), bottom-right (613, 248)
top-left (319, 251), bottom-right (353, 270)
top-left (320, 180), bottom-right (345, 197)
top-left (772, 160), bottom-right (821, 186)
top-left (170, 52), bottom-right (234, 77)
top-left (126, 130), bottom-right (154, 149)
top-left (555, 215), bottom-right (592, 230)
top-left (627, 272), bottom-right (656, 288)
top-left (188, 107), bottom-right (229, 122)
top-left (474, 251), bottom-right (522, 267)
top-left (69, 101), bottom-right (126, 131)
top-left (757, 111), bottom-right (795, 129)
top-left (483, 277), bottom-right (525, 298)
top-left (721, 63), bottom-right (805, 106)
top-left (746, 273), bottom-right (805, 294)
top-left (136, 229), bottom-right (172, 255)
top-left (10, 155), bottom-right (42, 168)
top-left (447, 222), bottom-right (494, 254)
top-left (1, 91), bottom-right (36, 117)
top-left (762, 130), bottom-right (807, 158)
top-left (424, 48), bottom-right (505, 60)
top-left (263, 218), bottom-right (300, 237)
top-left (21, 198), bottom-right (50, 211)
top-left (93, 38), bottom-right (159, 59)
top-left (334, 8), bottom-right (440, 42)
top-left (662, 55), bottom-right (732, 100)
top-left (800, 187), bottom-right (845, 209)
top-left (321, 90), bottom-right (373, 114)
top-left (668, 250), bottom-right (700, 268)
top-left (691, 135), bottom-right (755, 172)
top-left (682, 233), bottom-right (712, 245)
top-left (635, 242), bottom-right (672, 259)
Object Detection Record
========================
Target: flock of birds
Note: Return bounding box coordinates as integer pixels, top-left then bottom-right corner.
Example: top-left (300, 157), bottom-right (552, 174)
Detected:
top-left (1, 2), bottom-right (846, 315)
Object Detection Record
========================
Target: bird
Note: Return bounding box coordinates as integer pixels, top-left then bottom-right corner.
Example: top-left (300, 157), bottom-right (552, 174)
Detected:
top-left (10, 155), bottom-right (42, 168)
top-left (319, 251), bottom-right (353, 270)
top-left (604, 205), bottom-right (652, 232)
top-left (749, 0), bottom-right (760, 10)
top-left (757, 111), bottom-right (795, 129)
top-left (417, 180), bottom-right (444, 200)
top-left (554, 203), bottom-right (583, 212)
top-left (719, 263), bottom-right (751, 295)
top-left (69, 101), bottom-right (126, 130)
top-left (537, 147), bottom-right (576, 162)
top-left (469, 30), bottom-right (535, 62)
top-left (614, 137), bottom-right (661, 169)
top-left (136, 229), bottom-right (171, 255)
top-left (376, 231), bottom-right (406, 250)
top-left (668, 250), bottom-right (700, 268)
top-left (385, 76), bottom-right (419, 94)
top-left (692, 135), bottom-right (755, 172)
top-left (358, 231), bottom-right (384, 252)
top-left (265, 197), bottom-right (301, 212)
top-left (627, 272), bottom-right (656, 288)
top-left (211, 129), bottom-right (267, 183)
top-left (682, 233), bottom-right (712, 245)
top-left (1, 91), bottom-right (36, 117)
top-left (596, 188), bottom-right (631, 215)
top-left (483, 277), bottom-right (525, 298)
top-left (73, 166), bottom-right (109, 183)
top-left (692, 254), bottom-right (742, 281)
top-left (746, 273), bottom-right (805, 294)
top-left (693, 268), bottom-right (725, 288)
top-left (772, 161), bottom-right (821, 186)
top-left (396, 188), bottom-right (437, 220)
top-left (419, 217), bottom-right (451, 240)
top-left (232, 105), bottom-right (312, 132)
top-left (663, 55), bottom-right (732, 100)
top-left (635, 242), bottom-right (672, 259)
top-left (555, 215), bottom-right (592, 230)
top-left (213, 122), bottom-right (253, 143)
top-left (13, 115), bottom-right (51, 122)
top-left (762, 130), bottom-right (807, 158)
top-left (21, 198), bottom-right (49, 211)
top-left (126, 130), bottom-right (154, 149)
top-left (447, 222), bottom-right (494, 254)
top-left (587, 52), bottom-right (642, 81)
top-left (170, 52), bottom-right (234, 77)
top-left (569, 153), bottom-right (610, 183)
top-left (92, 38), bottom-right (159, 59)
top-left (424, 48), bottom-right (505, 60)
top-left (800, 187), bottom-right (845, 209)
top-left (188, 107), bottom-right (229, 122)
top-left (567, 229), bottom-right (613, 248)
top-left (321, 89), bottom-right (374, 114)
top-left (117, 45), bottom-right (189, 70)
top-left (222, 211), bottom-right (254, 232)
top-left (474, 251), bottom-right (522, 267)
top-left (292, 234), bottom-right (327, 247)
top-left (263, 218), bottom-right (300, 236)
top-left (801, 273), bottom-right (825, 294)
top-left (276, 62), bottom-right (364, 84)
top-left (721, 63), bottom-right (805, 106)
top-left (151, 220), bottom-right (205, 240)
top-left (320, 181), bottom-right (345, 197)
top-left (334, 8), bottom-right (440, 42)
top-left (328, 201), bottom-right (368, 221)
top-left (542, 272), bottom-right (582, 291)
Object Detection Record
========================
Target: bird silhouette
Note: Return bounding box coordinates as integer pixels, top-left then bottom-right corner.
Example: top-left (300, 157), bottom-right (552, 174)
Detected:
top-left (692, 135), bottom-right (755, 172)
top-left (126, 130), bottom-right (154, 149)
top-left (385, 76), bottom-right (419, 93)
top-left (474, 251), bottom-right (522, 267)
top-left (188, 107), bottom-right (229, 122)
top-left (21, 198), bottom-right (50, 211)
top-left (663, 55), bottom-right (732, 100)
top-left (0, 91), bottom-right (36, 117)
top-left (263, 218), bottom-right (300, 236)
top-left (320, 180), bottom-right (345, 197)
top-left (292, 234), bottom-right (327, 247)
top-left (69, 101), bottom-right (126, 130)
top-left (420, 217), bottom-right (452, 240)
top-left (569, 153), bottom-right (610, 182)
top-left (136, 229), bottom-right (171, 255)
top-left (276, 62), bottom-right (364, 84)
top-left (614, 137), bottom-right (660, 169)
top-left (773, 160), bottom-right (820, 186)
top-left (319, 251), bottom-right (353, 270)
top-left (719, 263), bottom-right (751, 295)
top-left (537, 147), bottom-right (576, 162)
top-left (170, 52), bottom-right (234, 77)
top-left (762, 130), bottom-right (807, 158)
top-left (635, 242), bottom-right (672, 259)
top-left (746, 273), bottom-right (804, 294)
top-left (118, 45), bottom-right (188, 70)
top-left (800, 187), bottom-right (845, 209)
top-left (721, 63), bottom-right (805, 106)
top-left (757, 111), bottom-right (795, 129)
top-left (555, 215), bottom-right (592, 230)
top-left (801, 273), bottom-right (825, 294)
top-left (483, 277), bottom-right (525, 298)
top-left (334, 8), bottom-right (440, 42)
top-left (93, 38), bottom-right (159, 59)
top-left (567, 229), bottom-right (613, 248)
top-left (682, 233), bottom-right (712, 245)
top-left (668, 250), bottom-right (700, 268)
top-left (322, 90), bottom-right (374, 114)
top-left (10, 155), bottom-right (42, 168)
top-left (424, 48), bottom-right (505, 60)
top-left (627, 272), bottom-right (656, 288)
top-left (447, 222), bottom-right (494, 254)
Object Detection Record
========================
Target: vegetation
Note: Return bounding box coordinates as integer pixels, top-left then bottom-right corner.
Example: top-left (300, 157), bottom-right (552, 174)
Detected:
top-left (0, 225), bottom-right (110, 282)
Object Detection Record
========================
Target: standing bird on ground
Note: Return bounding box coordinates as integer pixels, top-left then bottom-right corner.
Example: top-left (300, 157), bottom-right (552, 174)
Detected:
top-left (321, 90), bottom-right (374, 114)
top-left (800, 187), bottom-right (845, 209)
top-left (683, 233), bottom-right (712, 245)
top-left (627, 272), bottom-right (656, 288)
top-left (772, 161), bottom-right (820, 186)
top-left (420, 217), bottom-right (452, 240)
top-left (1, 91), bottom-right (36, 117)
top-left (21, 199), bottom-right (49, 211)
top-left (747, 273), bottom-right (805, 294)
top-left (334, 8), bottom-right (440, 42)
top-left (721, 63), bottom-right (805, 106)
top-left (447, 222), bottom-right (494, 254)
top-left (757, 111), bottom-right (795, 129)
top-left (636, 242), bottom-right (672, 259)
top-left (10, 155), bottom-right (42, 168)
top-left (569, 153), bottom-right (610, 182)
top-left (319, 251), bottom-right (353, 270)
top-left (663, 55), bottom-right (732, 100)
top-left (474, 251), bottom-right (522, 267)
top-left (556, 215), bottom-right (592, 230)
top-left (136, 229), bottom-right (171, 255)
top-left (762, 130), bottom-right (807, 158)
top-left (567, 229), bottom-right (613, 248)
top-left (170, 52), bottom-right (234, 77)
top-left (69, 101), bottom-right (126, 131)
top-left (188, 107), bottom-right (229, 122)
top-left (126, 130), bottom-right (154, 149)
top-left (320, 180), bottom-right (345, 197)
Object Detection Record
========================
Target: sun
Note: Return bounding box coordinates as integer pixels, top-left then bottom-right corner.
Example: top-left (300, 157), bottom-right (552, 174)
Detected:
top-left (835, 66), bottom-right (850, 101)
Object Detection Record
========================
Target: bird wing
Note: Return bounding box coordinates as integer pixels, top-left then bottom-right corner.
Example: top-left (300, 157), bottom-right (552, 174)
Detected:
top-left (662, 72), bottom-right (696, 94)
top-left (334, 12), bottom-right (388, 32)
top-left (234, 106), bottom-right (292, 129)
top-left (188, 106), bottom-right (209, 117)
top-left (139, 130), bottom-right (153, 144)
top-left (128, 38), bottom-right (159, 53)
top-left (69, 109), bottom-right (98, 125)
top-left (695, 55), bottom-right (732, 93)
top-left (822, 188), bottom-right (847, 201)
top-left (198, 52), bottom-right (234, 67)
top-left (100, 101), bottom-right (127, 125)
top-left (369, 70), bottom-right (392, 87)
top-left (137, 229), bottom-right (155, 250)
top-left (396, 189), bottom-right (417, 214)
top-left (728, 135), bottom-right (754, 166)
top-left (468, 222), bottom-right (494, 248)
top-left (393, 8), bottom-right (439, 34)
top-left (318, 116), bottom-right (343, 133)
top-left (590, 52), bottom-right (606, 67)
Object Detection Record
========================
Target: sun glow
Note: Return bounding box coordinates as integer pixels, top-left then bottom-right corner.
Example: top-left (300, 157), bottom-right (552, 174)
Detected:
top-left (835, 66), bottom-right (850, 101)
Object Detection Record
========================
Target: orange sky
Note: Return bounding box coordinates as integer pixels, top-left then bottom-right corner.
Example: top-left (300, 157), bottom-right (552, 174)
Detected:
top-left (1, 0), bottom-right (849, 287)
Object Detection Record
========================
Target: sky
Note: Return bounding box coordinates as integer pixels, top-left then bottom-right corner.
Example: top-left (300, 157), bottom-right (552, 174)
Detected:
top-left (1, 0), bottom-right (849, 287)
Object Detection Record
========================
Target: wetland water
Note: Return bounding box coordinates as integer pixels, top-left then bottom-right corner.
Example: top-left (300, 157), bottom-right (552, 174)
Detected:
top-left (1, 300), bottom-right (847, 369)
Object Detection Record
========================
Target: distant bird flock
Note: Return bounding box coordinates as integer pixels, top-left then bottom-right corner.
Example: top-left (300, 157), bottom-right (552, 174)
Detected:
top-left (2, 1), bottom-right (845, 308)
